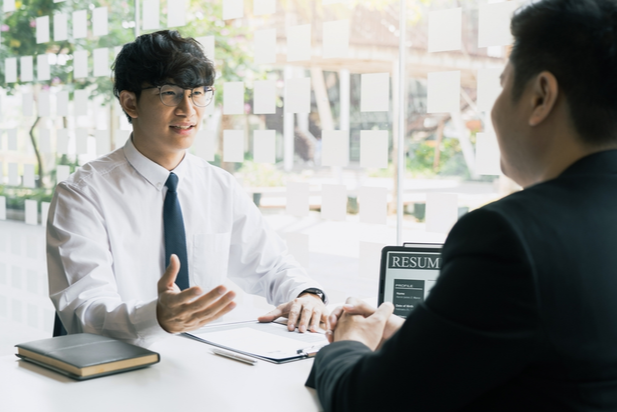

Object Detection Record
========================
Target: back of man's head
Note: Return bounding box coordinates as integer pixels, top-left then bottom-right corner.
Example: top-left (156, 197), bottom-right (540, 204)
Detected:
top-left (112, 30), bottom-right (215, 122)
top-left (510, 0), bottom-right (617, 147)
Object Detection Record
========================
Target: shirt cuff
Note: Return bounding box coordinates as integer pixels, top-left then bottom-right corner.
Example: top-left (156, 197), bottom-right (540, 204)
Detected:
top-left (132, 298), bottom-right (173, 347)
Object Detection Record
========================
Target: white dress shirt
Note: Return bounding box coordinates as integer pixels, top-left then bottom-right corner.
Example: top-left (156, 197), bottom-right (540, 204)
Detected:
top-left (47, 137), bottom-right (322, 346)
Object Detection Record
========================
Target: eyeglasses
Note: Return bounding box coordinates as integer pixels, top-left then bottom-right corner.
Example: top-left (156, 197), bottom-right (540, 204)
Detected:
top-left (141, 84), bottom-right (215, 107)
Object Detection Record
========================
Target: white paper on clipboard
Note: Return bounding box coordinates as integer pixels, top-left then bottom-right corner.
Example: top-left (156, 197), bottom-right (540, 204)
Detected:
top-left (185, 320), bottom-right (329, 363)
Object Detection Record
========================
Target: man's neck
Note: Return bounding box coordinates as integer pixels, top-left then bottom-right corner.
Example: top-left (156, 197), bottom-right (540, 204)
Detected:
top-left (131, 133), bottom-right (185, 171)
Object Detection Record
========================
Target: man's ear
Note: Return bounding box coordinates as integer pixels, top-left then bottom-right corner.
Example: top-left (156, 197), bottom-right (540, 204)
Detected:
top-left (528, 71), bottom-right (559, 127)
top-left (119, 90), bottom-right (139, 121)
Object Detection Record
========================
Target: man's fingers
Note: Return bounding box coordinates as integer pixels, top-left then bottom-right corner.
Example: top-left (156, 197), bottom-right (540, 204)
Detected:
top-left (328, 305), bottom-right (344, 331)
top-left (297, 306), bottom-right (313, 333)
top-left (192, 291), bottom-right (237, 322)
top-left (158, 254), bottom-right (181, 294)
top-left (161, 285), bottom-right (204, 308)
top-left (257, 302), bottom-right (289, 323)
top-left (187, 287), bottom-right (233, 314)
top-left (309, 310), bottom-right (322, 332)
top-left (372, 302), bottom-right (395, 324)
top-left (342, 299), bottom-right (377, 317)
top-left (287, 301), bottom-right (302, 331)
top-left (195, 301), bottom-right (237, 329)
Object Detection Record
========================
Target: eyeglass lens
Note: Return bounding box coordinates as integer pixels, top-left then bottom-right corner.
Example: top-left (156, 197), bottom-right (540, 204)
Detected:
top-left (159, 84), bottom-right (213, 107)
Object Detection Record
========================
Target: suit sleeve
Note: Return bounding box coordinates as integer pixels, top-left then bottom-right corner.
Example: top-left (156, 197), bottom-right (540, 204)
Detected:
top-left (306, 209), bottom-right (543, 412)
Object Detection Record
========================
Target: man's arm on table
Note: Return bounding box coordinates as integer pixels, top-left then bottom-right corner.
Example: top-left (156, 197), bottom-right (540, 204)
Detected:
top-left (224, 177), bottom-right (328, 332)
top-left (306, 209), bottom-right (543, 411)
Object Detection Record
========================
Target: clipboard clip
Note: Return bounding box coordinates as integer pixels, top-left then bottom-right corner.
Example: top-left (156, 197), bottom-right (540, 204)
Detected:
top-left (296, 344), bottom-right (325, 358)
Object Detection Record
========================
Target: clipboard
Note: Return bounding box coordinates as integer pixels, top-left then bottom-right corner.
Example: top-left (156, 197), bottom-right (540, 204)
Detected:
top-left (184, 320), bottom-right (329, 364)
top-left (378, 243), bottom-right (443, 318)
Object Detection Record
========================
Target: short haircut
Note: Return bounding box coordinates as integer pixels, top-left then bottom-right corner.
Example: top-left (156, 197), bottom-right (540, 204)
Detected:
top-left (510, 0), bottom-right (617, 146)
top-left (112, 30), bottom-right (216, 122)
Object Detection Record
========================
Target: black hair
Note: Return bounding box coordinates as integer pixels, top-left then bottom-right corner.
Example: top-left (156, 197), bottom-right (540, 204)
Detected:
top-left (510, 0), bottom-right (617, 145)
top-left (112, 30), bottom-right (216, 123)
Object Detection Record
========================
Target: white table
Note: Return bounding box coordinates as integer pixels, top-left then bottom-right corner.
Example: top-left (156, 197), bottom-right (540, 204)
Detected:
top-left (0, 334), bottom-right (322, 412)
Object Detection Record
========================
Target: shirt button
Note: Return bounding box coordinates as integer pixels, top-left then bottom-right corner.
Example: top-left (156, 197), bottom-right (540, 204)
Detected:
top-left (157, 182), bottom-right (162, 189)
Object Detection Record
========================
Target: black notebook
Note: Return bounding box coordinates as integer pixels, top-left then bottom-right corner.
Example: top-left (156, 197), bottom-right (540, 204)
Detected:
top-left (15, 333), bottom-right (160, 380)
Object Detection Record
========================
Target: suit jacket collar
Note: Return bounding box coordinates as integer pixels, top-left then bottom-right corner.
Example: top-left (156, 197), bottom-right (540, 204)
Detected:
top-left (559, 149), bottom-right (617, 178)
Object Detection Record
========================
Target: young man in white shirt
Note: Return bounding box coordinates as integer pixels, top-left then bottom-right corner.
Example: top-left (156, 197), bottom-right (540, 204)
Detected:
top-left (47, 30), bottom-right (327, 346)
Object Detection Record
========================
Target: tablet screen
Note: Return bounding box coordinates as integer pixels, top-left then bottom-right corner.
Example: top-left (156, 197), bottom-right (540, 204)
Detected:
top-left (379, 245), bottom-right (443, 318)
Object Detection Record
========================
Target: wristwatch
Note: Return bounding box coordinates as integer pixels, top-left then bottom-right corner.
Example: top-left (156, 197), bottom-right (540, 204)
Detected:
top-left (299, 288), bottom-right (327, 304)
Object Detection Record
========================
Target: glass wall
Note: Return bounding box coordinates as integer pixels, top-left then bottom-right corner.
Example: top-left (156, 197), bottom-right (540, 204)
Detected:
top-left (0, 0), bottom-right (521, 354)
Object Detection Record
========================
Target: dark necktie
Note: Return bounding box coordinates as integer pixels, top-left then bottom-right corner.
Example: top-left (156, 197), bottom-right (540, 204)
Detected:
top-left (163, 172), bottom-right (190, 290)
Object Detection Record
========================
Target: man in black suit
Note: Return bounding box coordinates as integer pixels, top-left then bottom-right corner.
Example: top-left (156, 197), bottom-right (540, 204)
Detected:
top-left (306, 0), bottom-right (617, 410)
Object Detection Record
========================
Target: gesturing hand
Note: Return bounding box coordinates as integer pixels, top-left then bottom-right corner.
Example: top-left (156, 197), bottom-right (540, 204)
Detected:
top-left (156, 254), bottom-right (237, 334)
top-left (331, 301), bottom-right (395, 351)
top-left (258, 293), bottom-right (329, 333)
top-left (327, 297), bottom-right (404, 349)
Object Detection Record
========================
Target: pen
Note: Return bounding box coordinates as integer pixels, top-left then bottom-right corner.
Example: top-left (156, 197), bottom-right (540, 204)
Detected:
top-left (296, 344), bottom-right (325, 357)
top-left (212, 348), bottom-right (257, 365)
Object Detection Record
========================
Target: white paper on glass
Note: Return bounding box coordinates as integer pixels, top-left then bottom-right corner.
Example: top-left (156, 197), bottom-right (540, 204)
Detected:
top-left (39, 129), bottom-right (51, 153)
top-left (285, 232), bottom-right (309, 267)
top-left (56, 129), bottom-right (68, 154)
top-left (93, 48), bottom-right (109, 77)
top-left (168, 0), bottom-right (186, 27)
top-left (56, 91), bottom-right (69, 117)
top-left (478, 2), bottom-right (518, 48)
top-left (23, 164), bottom-right (35, 188)
top-left (92, 7), bottom-right (108, 36)
top-left (223, 0), bottom-right (243, 20)
top-left (195, 36), bottom-right (215, 61)
top-left (359, 241), bottom-right (385, 280)
top-left (253, 130), bottom-right (275, 163)
top-left (76, 129), bottom-right (88, 154)
top-left (20, 56), bottom-right (33, 82)
top-left (74, 89), bottom-right (88, 116)
top-left (56, 165), bottom-right (70, 183)
top-left (286, 182), bottom-right (309, 217)
top-left (38, 91), bottom-right (50, 116)
top-left (37, 54), bottom-right (50, 81)
top-left (360, 130), bottom-right (388, 168)
top-left (142, 0), bottom-right (160, 30)
top-left (41, 202), bottom-right (50, 225)
top-left (223, 130), bottom-right (244, 162)
top-left (361, 73), bottom-right (389, 112)
top-left (54, 13), bottom-right (68, 42)
top-left (321, 184), bottom-right (346, 221)
top-left (0, 196), bottom-right (5, 221)
top-left (22, 93), bottom-right (34, 116)
top-left (476, 132), bottom-right (501, 176)
top-left (5, 58), bottom-right (17, 83)
top-left (25, 200), bottom-right (37, 225)
top-left (223, 82), bottom-right (244, 115)
top-left (253, 80), bottom-right (276, 114)
top-left (73, 50), bottom-right (88, 79)
top-left (36, 16), bottom-right (50, 44)
top-left (284, 78), bottom-right (310, 114)
top-left (254, 0), bottom-right (275, 15)
top-left (427, 71), bottom-right (460, 113)
top-left (359, 186), bottom-right (387, 225)
top-left (3, 0), bottom-right (15, 13)
top-left (426, 192), bottom-right (458, 234)
top-left (7, 129), bottom-right (17, 151)
top-left (254, 29), bottom-right (276, 64)
top-left (477, 67), bottom-right (503, 112)
top-left (73, 10), bottom-right (88, 39)
top-left (95, 130), bottom-right (110, 156)
top-left (192, 129), bottom-right (215, 161)
top-left (428, 8), bottom-right (462, 53)
top-left (321, 130), bottom-right (349, 167)
top-left (322, 20), bottom-right (349, 59)
top-left (8, 163), bottom-right (18, 186)
top-left (287, 25), bottom-right (311, 62)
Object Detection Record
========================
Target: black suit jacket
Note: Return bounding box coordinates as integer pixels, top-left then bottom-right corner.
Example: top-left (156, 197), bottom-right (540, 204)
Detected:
top-left (307, 150), bottom-right (617, 411)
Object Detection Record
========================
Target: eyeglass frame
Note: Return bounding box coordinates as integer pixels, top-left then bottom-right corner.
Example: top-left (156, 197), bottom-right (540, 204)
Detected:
top-left (141, 83), bottom-right (216, 107)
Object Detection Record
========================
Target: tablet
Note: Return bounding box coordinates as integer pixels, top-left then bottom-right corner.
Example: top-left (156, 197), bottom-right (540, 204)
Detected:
top-left (378, 243), bottom-right (443, 318)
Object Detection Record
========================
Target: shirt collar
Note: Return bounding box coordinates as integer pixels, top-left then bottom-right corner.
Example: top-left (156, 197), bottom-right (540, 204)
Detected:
top-left (123, 135), bottom-right (189, 191)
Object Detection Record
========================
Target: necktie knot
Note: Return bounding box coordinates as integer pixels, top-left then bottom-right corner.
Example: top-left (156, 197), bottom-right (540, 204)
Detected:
top-left (165, 172), bottom-right (179, 192)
